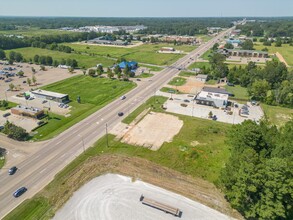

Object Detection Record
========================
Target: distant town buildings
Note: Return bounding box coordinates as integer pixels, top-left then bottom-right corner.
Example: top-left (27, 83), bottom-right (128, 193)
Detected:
top-left (161, 36), bottom-right (196, 44)
top-left (61, 25), bottom-right (147, 34)
top-left (87, 38), bottom-right (128, 46)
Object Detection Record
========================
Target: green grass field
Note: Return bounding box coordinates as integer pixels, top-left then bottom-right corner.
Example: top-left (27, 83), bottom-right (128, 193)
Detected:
top-left (160, 87), bottom-right (184, 94)
top-left (262, 104), bottom-right (293, 127)
top-left (0, 158), bottom-right (5, 169)
top-left (32, 75), bottom-right (135, 140)
top-left (5, 47), bottom-right (115, 69)
top-left (0, 101), bottom-right (17, 111)
top-left (254, 43), bottom-right (293, 66)
top-left (64, 43), bottom-right (193, 66)
top-left (188, 62), bottom-right (211, 70)
top-left (168, 77), bottom-right (187, 86)
top-left (4, 96), bottom-right (231, 220)
top-left (0, 28), bottom-right (70, 37)
top-left (224, 85), bottom-right (249, 101)
top-left (178, 71), bottom-right (196, 77)
top-left (200, 49), bottom-right (213, 60)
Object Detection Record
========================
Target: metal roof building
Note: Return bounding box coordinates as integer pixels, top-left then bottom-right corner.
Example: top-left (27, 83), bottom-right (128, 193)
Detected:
top-left (31, 89), bottom-right (69, 103)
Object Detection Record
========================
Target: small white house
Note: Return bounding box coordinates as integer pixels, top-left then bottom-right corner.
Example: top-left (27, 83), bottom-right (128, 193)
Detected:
top-left (195, 74), bottom-right (208, 83)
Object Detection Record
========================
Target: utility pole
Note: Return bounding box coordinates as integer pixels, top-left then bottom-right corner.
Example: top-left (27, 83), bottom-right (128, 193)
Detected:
top-left (105, 123), bottom-right (109, 147)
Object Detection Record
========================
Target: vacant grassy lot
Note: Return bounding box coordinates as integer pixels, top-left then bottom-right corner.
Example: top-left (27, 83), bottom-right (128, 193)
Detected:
top-left (64, 43), bottom-right (194, 65)
top-left (168, 77), bottom-right (187, 86)
top-left (5, 47), bottom-right (115, 69)
top-left (32, 75), bottom-right (135, 140)
top-left (224, 85), bottom-right (249, 101)
top-left (139, 64), bottom-right (164, 72)
top-left (188, 62), bottom-right (211, 70)
top-left (262, 104), bottom-right (293, 127)
top-left (200, 49), bottom-right (213, 60)
top-left (160, 87), bottom-right (184, 94)
top-left (179, 71), bottom-right (196, 77)
top-left (254, 43), bottom-right (293, 66)
top-left (4, 97), bottom-right (233, 220)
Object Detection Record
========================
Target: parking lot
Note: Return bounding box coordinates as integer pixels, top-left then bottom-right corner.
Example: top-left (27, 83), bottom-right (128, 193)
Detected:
top-left (0, 62), bottom-right (82, 101)
top-left (157, 91), bottom-right (264, 124)
top-left (226, 56), bottom-right (272, 64)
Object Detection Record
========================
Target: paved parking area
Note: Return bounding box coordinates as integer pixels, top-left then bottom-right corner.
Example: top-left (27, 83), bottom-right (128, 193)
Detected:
top-left (157, 92), bottom-right (264, 124)
top-left (54, 174), bottom-right (234, 220)
top-left (0, 62), bottom-right (81, 101)
top-left (226, 56), bottom-right (271, 64)
top-left (0, 110), bottom-right (39, 132)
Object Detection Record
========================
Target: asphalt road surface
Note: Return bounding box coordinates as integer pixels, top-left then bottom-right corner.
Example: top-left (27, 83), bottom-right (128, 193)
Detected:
top-left (0, 27), bottom-right (233, 218)
top-left (53, 174), bottom-right (234, 220)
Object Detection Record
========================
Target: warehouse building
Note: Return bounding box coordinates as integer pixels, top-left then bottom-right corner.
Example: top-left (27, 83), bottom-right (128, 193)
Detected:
top-left (195, 87), bottom-right (232, 108)
top-left (31, 89), bottom-right (69, 103)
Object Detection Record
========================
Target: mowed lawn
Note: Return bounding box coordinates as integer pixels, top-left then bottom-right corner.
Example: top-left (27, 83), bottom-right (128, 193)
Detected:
top-left (254, 43), bottom-right (293, 66)
top-left (224, 85), bottom-right (249, 101)
top-left (168, 77), bottom-right (187, 86)
top-left (63, 43), bottom-right (196, 65)
top-left (33, 75), bottom-right (136, 140)
top-left (5, 47), bottom-right (115, 69)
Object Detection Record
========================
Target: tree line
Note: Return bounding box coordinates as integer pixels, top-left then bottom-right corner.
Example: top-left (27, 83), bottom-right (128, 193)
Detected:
top-left (221, 119), bottom-right (293, 219)
top-left (237, 19), bottom-right (293, 37)
top-left (0, 49), bottom-right (78, 68)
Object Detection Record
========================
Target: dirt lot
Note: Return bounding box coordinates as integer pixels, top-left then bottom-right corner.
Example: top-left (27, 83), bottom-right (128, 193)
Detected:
top-left (170, 76), bottom-right (204, 94)
top-left (54, 174), bottom-right (235, 220)
top-left (0, 62), bottom-right (82, 101)
top-left (120, 112), bottom-right (183, 150)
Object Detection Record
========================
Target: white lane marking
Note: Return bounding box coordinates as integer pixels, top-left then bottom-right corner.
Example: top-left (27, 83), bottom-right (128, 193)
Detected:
top-left (40, 168), bottom-right (47, 174)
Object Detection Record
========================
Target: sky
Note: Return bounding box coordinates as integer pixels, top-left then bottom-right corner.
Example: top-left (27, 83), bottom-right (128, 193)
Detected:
top-left (0, 0), bottom-right (292, 17)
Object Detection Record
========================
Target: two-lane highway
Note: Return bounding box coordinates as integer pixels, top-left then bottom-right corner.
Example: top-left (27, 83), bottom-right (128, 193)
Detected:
top-left (0, 27), bottom-right (233, 218)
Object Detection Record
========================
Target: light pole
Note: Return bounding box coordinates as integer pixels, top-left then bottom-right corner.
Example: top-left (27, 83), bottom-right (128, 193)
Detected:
top-left (105, 123), bottom-right (109, 147)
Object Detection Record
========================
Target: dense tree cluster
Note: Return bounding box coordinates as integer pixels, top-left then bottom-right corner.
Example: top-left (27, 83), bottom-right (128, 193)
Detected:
top-left (237, 19), bottom-right (293, 37)
top-left (2, 121), bottom-right (29, 141)
top-left (221, 120), bottom-right (293, 219)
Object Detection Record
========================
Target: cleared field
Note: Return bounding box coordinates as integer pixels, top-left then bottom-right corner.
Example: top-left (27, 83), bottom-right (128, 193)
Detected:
top-left (64, 43), bottom-right (195, 65)
top-left (254, 43), bottom-right (293, 66)
top-left (5, 47), bottom-right (115, 69)
top-left (262, 104), bottom-right (293, 127)
top-left (178, 71), bottom-right (196, 77)
top-left (32, 75), bottom-right (135, 140)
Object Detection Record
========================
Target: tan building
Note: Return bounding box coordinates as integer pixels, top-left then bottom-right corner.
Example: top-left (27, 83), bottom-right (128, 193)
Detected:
top-left (161, 36), bottom-right (196, 44)
top-left (11, 105), bottom-right (44, 119)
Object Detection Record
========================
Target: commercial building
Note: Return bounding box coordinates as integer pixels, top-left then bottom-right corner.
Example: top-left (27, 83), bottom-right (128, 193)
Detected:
top-left (161, 36), bottom-right (196, 44)
top-left (11, 105), bottom-right (44, 119)
top-left (31, 89), bottom-right (69, 103)
top-left (195, 87), bottom-right (232, 108)
top-left (87, 38), bottom-right (128, 46)
top-left (219, 49), bottom-right (269, 58)
top-left (160, 47), bottom-right (175, 52)
top-left (118, 61), bottom-right (138, 70)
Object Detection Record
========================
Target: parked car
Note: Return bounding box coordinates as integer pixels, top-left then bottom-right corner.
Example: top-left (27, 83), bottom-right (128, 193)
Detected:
top-left (42, 100), bottom-right (48, 104)
top-left (212, 115), bottom-right (217, 121)
top-left (0, 125), bottom-right (4, 130)
top-left (120, 95), bottom-right (126, 100)
top-left (183, 99), bottom-right (190, 103)
top-left (13, 187), bottom-right (27, 198)
top-left (3, 113), bottom-right (11, 117)
top-left (136, 79), bottom-right (141, 81)
top-left (118, 112), bottom-right (124, 116)
top-left (28, 97), bottom-right (34, 100)
top-left (8, 166), bottom-right (17, 175)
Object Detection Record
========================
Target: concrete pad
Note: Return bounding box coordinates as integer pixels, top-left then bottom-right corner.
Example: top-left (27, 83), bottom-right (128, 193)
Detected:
top-left (121, 112), bottom-right (183, 150)
top-left (53, 174), bottom-right (234, 220)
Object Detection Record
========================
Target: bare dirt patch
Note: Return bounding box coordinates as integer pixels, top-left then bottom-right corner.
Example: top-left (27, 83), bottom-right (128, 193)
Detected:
top-left (275, 52), bottom-right (289, 67)
top-left (121, 112), bottom-right (183, 150)
top-left (171, 77), bottom-right (204, 94)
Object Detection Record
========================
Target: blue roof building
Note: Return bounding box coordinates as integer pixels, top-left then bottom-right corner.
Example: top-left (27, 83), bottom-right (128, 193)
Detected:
top-left (226, 39), bottom-right (242, 44)
top-left (118, 61), bottom-right (138, 70)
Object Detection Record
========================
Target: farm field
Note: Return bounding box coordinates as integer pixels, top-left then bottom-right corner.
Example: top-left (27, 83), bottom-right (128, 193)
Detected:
top-left (32, 75), bottom-right (135, 140)
top-left (0, 28), bottom-right (70, 37)
top-left (254, 43), bottom-right (293, 66)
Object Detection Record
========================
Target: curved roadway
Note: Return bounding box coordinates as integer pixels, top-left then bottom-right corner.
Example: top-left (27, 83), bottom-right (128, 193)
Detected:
top-left (0, 27), bottom-right (233, 218)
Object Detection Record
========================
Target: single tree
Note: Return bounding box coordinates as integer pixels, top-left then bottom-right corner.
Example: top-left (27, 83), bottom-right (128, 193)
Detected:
top-left (26, 78), bottom-right (32, 86)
